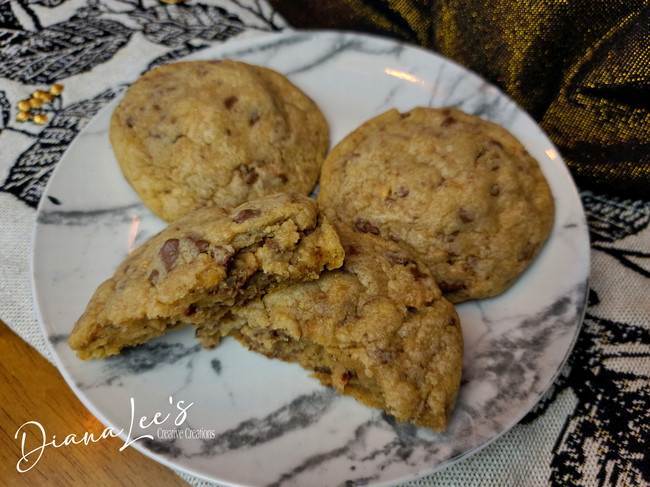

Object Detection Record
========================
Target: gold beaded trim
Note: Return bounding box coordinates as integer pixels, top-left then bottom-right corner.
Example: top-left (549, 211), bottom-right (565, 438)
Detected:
top-left (16, 84), bottom-right (64, 125)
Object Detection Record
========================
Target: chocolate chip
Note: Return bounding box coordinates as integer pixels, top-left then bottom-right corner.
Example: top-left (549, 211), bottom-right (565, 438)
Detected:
top-left (248, 113), bottom-right (260, 126)
top-left (395, 186), bottom-right (409, 198)
top-left (409, 266), bottom-right (428, 280)
top-left (437, 231), bottom-right (459, 243)
top-left (211, 245), bottom-right (234, 265)
top-left (441, 116), bottom-right (456, 127)
top-left (376, 351), bottom-right (393, 364)
top-left (341, 371), bottom-right (356, 383)
top-left (438, 281), bottom-right (466, 293)
top-left (345, 244), bottom-right (359, 256)
top-left (224, 96), bottom-right (238, 109)
top-left (487, 139), bottom-right (504, 150)
top-left (237, 165), bottom-right (259, 185)
top-left (354, 218), bottom-right (380, 235)
top-left (190, 238), bottom-right (210, 253)
top-left (385, 252), bottom-right (409, 266)
top-left (160, 238), bottom-right (180, 271)
top-left (184, 304), bottom-right (197, 316)
top-left (518, 242), bottom-right (537, 262)
top-left (458, 207), bottom-right (474, 223)
top-left (233, 209), bottom-right (260, 223)
top-left (149, 269), bottom-right (159, 285)
top-left (475, 148), bottom-right (488, 161)
top-left (490, 184), bottom-right (501, 196)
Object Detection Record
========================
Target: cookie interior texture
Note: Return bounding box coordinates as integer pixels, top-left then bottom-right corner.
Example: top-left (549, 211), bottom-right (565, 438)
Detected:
top-left (196, 232), bottom-right (463, 432)
top-left (110, 59), bottom-right (330, 222)
top-left (318, 107), bottom-right (555, 302)
top-left (68, 194), bottom-right (344, 360)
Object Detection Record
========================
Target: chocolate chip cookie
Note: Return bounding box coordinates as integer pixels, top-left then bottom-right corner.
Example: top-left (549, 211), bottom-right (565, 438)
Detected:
top-left (318, 107), bottom-right (555, 302)
top-left (110, 60), bottom-right (329, 222)
top-left (197, 232), bottom-right (463, 432)
top-left (68, 193), bottom-right (344, 360)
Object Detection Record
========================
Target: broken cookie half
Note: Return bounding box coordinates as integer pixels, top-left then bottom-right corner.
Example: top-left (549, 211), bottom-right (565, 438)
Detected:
top-left (68, 193), bottom-right (344, 360)
top-left (197, 231), bottom-right (464, 432)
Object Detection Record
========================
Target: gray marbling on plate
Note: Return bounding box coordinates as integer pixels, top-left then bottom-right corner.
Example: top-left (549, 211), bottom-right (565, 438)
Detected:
top-left (32, 31), bottom-right (590, 487)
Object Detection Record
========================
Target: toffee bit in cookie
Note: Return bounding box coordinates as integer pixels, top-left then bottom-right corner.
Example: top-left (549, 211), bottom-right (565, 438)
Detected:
top-left (354, 218), bottom-right (380, 235)
top-left (233, 208), bottom-right (261, 223)
top-left (160, 238), bottom-right (180, 271)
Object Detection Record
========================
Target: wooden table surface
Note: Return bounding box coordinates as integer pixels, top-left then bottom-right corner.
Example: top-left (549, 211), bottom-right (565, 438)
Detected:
top-left (0, 320), bottom-right (190, 487)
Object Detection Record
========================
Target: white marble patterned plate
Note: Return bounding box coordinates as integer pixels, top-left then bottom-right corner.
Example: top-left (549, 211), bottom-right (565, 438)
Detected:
top-left (32, 31), bottom-right (590, 487)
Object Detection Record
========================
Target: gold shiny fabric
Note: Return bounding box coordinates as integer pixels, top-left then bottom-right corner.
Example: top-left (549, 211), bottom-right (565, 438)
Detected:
top-left (268, 0), bottom-right (650, 199)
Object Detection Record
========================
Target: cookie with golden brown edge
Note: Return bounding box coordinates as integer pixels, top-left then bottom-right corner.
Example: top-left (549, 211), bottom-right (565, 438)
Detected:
top-left (110, 59), bottom-right (329, 222)
top-left (68, 194), bottom-right (344, 360)
top-left (197, 232), bottom-right (463, 432)
top-left (318, 107), bottom-right (554, 302)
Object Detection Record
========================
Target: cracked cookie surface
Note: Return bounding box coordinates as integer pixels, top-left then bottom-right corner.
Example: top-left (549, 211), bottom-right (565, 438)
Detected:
top-left (110, 59), bottom-right (329, 222)
top-left (318, 107), bottom-right (554, 302)
top-left (197, 232), bottom-right (463, 432)
top-left (68, 193), bottom-right (344, 360)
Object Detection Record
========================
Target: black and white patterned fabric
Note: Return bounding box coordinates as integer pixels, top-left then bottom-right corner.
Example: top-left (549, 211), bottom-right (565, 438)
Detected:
top-left (1, 1), bottom-right (648, 485)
